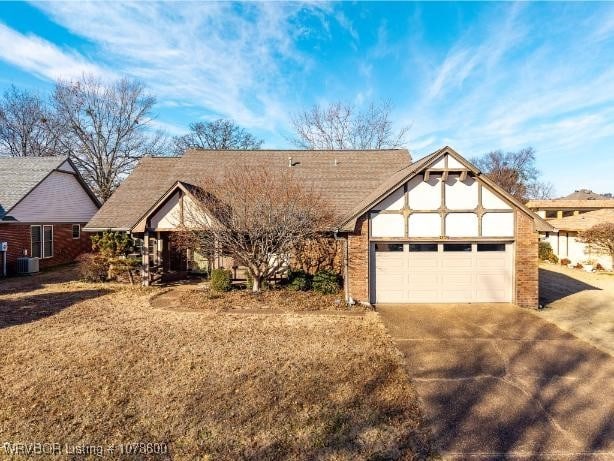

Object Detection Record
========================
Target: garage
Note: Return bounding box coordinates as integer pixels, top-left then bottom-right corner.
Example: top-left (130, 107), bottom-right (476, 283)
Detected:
top-left (372, 242), bottom-right (513, 303)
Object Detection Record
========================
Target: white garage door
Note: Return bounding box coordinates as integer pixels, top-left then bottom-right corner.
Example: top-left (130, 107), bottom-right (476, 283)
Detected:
top-left (373, 242), bottom-right (512, 303)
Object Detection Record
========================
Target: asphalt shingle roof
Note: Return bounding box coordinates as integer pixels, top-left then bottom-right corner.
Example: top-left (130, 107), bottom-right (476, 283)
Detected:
top-left (0, 156), bottom-right (67, 219)
top-left (85, 149), bottom-right (412, 230)
top-left (547, 209), bottom-right (614, 232)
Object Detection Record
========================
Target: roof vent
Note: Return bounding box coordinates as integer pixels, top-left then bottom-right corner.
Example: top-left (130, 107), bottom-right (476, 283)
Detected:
top-left (334, 158), bottom-right (338, 166)
top-left (288, 156), bottom-right (293, 167)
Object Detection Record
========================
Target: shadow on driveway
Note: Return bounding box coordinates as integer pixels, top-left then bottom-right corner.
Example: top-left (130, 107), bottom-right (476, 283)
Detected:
top-left (378, 304), bottom-right (614, 458)
top-left (539, 268), bottom-right (601, 305)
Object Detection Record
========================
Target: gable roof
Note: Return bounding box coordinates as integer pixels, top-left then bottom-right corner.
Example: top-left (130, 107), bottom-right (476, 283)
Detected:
top-left (85, 149), bottom-right (412, 231)
top-left (0, 156), bottom-right (87, 220)
top-left (547, 209), bottom-right (614, 232)
top-left (526, 199), bottom-right (614, 210)
top-left (339, 146), bottom-right (554, 232)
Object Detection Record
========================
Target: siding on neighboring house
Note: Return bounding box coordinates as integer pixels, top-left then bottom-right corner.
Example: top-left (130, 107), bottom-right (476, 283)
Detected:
top-left (0, 222), bottom-right (92, 275)
top-left (8, 171), bottom-right (99, 223)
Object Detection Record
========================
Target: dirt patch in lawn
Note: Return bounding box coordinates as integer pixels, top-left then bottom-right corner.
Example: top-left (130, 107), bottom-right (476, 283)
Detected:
top-left (0, 275), bottom-right (432, 459)
top-left (150, 287), bottom-right (369, 314)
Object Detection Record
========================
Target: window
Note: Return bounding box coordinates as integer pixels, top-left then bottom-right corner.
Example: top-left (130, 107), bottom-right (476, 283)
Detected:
top-left (562, 210), bottom-right (574, 217)
top-left (72, 224), bottom-right (80, 239)
top-left (477, 243), bottom-right (506, 252)
top-left (545, 210), bottom-right (557, 219)
top-left (375, 243), bottom-right (404, 252)
top-left (409, 244), bottom-right (438, 252)
top-left (43, 225), bottom-right (53, 258)
top-left (31, 225), bottom-right (42, 258)
top-left (443, 243), bottom-right (472, 252)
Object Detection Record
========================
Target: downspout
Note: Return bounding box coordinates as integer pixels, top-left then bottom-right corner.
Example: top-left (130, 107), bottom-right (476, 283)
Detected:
top-left (334, 229), bottom-right (350, 304)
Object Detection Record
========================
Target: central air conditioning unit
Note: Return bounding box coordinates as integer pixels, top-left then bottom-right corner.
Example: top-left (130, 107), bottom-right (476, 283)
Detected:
top-left (17, 257), bottom-right (39, 274)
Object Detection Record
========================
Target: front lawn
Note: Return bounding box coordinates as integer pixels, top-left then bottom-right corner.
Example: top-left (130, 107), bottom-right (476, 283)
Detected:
top-left (0, 272), bottom-right (432, 459)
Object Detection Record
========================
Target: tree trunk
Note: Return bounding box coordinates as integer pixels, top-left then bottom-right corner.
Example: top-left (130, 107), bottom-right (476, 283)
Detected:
top-left (252, 275), bottom-right (262, 293)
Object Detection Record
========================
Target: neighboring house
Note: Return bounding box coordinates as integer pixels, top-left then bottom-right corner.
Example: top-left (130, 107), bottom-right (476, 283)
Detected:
top-left (542, 209), bottom-right (614, 270)
top-left (0, 157), bottom-right (100, 276)
top-left (85, 146), bottom-right (551, 308)
top-left (559, 189), bottom-right (612, 200)
top-left (526, 198), bottom-right (614, 219)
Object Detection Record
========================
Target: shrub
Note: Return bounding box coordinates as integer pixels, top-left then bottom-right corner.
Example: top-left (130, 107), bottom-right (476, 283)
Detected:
top-left (595, 263), bottom-right (606, 271)
top-left (76, 253), bottom-right (109, 282)
top-left (287, 269), bottom-right (312, 291)
top-left (210, 269), bottom-right (232, 292)
top-left (312, 269), bottom-right (341, 294)
top-left (538, 241), bottom-right (558, 263)
top-left (560, 258), bottom-right (571, 266)
top-left (574, 263), bottom-right (584, 270)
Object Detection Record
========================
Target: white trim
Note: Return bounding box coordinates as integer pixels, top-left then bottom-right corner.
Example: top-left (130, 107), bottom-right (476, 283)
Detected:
top-left (72, 224), bottom-right (81, 239)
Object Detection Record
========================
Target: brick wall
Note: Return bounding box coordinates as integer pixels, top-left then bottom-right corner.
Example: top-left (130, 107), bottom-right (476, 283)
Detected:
top-left (515, 211), bottom-right (539, 308)
top-left (0, 222), bottom-right (91, 275)
top-left (347, 215), bottom-right (369, 303)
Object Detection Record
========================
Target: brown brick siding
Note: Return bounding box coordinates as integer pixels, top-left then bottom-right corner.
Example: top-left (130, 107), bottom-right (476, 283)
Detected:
top-left (515, 211), bottom-right (539, 308)
top-left (347, 215), bottom-right (369, 303)
top-left (0, 223), bottom-right (92, 275)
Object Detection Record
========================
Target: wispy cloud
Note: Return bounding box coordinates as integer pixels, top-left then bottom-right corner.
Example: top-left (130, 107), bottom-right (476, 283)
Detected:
top-left (32, 1), bottom-right (327, 132)
top-left (0, 22), bottom-right (107, 81)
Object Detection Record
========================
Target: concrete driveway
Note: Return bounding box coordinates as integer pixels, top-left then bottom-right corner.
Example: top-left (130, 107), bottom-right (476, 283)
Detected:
top-left (378, 304), bottom-right (614, 459)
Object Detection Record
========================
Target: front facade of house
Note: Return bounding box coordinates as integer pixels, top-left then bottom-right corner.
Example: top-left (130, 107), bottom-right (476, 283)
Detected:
top-left (0, 157), bottom-right (100, 276)
top-left (85, 147), bottom-right (549, 308)
top-left (541, 209), bottom-right (614, 270)
top-left (527, 198), bottom-right (614, 220)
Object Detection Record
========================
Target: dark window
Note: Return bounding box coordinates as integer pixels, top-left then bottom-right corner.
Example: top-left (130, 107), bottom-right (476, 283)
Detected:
top-left (31, 225), bottom-right (41, 258)
top-left (375, 243), bottom-right (404, 252)
top-left (562, 210), bottom-right (574, 217)
top-left (72, 224), bottom-right (80, 239)
top-left (443, 243), bottom-right (472, 252)
top-left (409, 244), bottom-right (438, 252)
top-left (43, 225), bottom-right (53, 258)
top-left (545, 210), bottom-right (557, 219)
top-left (477, 243), bottom-right (506, 252)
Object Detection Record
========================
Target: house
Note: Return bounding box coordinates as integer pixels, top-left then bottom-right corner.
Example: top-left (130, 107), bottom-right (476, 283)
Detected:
top-left (0, 156), bottom-right (100, 276)
top-left (542, 209), bottom-right (614, 270)
top-left (85, 146), bottom-right (551, 308)
top-left (526, 197), bottom-right (614, 219)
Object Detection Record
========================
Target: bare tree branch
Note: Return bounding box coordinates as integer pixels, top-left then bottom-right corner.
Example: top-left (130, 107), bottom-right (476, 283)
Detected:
top-left (290, 100), bottom-right (409, 150)
top-left (175, 167), bottom-right (337, 292)
top-left (172, 119), bottom-right (263, 155)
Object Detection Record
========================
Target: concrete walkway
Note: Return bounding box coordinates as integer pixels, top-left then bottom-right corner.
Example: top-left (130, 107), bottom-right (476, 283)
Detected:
top-left (378, 304), bottom-right (614, 459)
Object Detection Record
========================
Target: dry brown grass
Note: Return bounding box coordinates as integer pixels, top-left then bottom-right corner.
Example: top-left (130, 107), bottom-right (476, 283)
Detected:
top-left (0, 269), bottom-right (432, 460)
top-left (150, 286), bottom-right (369, 313)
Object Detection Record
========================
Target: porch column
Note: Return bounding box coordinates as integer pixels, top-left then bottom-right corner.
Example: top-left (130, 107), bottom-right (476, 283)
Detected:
top-left (142, 231), bottom-right (151, 286)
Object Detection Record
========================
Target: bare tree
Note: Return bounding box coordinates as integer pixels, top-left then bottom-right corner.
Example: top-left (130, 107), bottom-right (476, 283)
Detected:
top-left (52, 75), bottom-right (166, 201)
top-left (471, 147), bottom-right (553, 203)
top-left (578, 223), bottom-right (614, 268)
top-left (177, 167), bottom-right (336, 292)
top-left (0, 85), bottom-right (63, 157)
top-left (290, 100), bottom-right (409, 150)
top-left (172, 119), bottom-right (263, 155)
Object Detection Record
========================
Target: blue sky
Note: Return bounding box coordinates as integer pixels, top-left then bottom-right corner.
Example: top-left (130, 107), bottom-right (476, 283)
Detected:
top-left (0, 2), bottom-right (612, 195)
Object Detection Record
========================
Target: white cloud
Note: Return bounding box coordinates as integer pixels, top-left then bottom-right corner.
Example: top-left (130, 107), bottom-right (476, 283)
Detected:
top-left (0, 22), bottom-right (108, 81)
top-left (31, 1), bottom-right (327, 133)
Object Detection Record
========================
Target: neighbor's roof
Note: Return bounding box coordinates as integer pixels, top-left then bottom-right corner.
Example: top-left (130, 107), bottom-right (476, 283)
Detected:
top-left (526, 199), bottom-right (614, 209)
top-left (560, 189), bottom-right (613, 200)
top-left (0, 156), bottom-right (69, 220)
top-left (547, 209), bottom-right (614, 232)
top-left (85, 149), bottom-right (412, 231)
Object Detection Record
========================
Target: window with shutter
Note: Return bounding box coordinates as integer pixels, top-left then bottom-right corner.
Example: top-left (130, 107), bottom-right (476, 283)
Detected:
top-left (43, 225), bottom-right (53, 258)
top-left (31, 226), bottom-right (42, 258)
